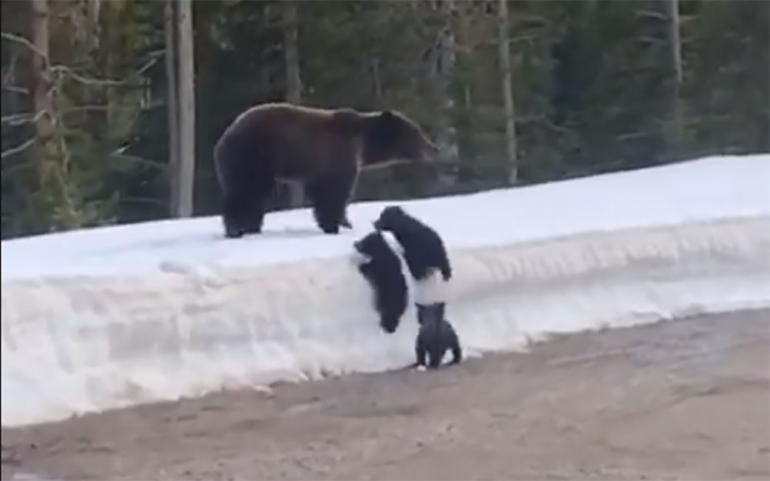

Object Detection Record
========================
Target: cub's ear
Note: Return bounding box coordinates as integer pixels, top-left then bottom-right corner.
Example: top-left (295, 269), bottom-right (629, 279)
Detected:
top-left (379, 110), bottom-right (396, 121)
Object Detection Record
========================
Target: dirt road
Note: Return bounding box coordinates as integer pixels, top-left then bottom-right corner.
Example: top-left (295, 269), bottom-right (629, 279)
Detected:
top-left (3, 309), bottom-right (769, 481)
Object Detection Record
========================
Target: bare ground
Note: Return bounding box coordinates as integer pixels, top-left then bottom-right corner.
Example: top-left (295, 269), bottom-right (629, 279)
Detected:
top-left (2, 309), bottom-right (769, 481)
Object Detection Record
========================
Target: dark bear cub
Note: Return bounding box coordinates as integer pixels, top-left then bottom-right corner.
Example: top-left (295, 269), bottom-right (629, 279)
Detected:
top-left (373, 206), bottom-right (451, 282)
top-left (214, 103), bottom-right (438, 238)
top-left (414, 306), bottom-right (462, 369)
top-left (373, 205), bottom-right (452, 326)
top-left (353, 231), bottom-right (409, 334)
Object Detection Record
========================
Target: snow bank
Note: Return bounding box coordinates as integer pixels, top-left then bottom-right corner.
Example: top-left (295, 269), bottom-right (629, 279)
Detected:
top-left (2, 155), bottom-right (770, 427)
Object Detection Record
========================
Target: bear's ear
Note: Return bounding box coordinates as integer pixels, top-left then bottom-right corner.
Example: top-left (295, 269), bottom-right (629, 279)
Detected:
top-left (379, 110), bottom-right (396, 121)
top-left (374, 110), bottom-right (401, 138)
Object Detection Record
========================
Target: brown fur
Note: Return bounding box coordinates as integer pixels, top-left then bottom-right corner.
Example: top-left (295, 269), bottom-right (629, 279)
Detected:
top-left (214, 103), bottom-right (437, 238)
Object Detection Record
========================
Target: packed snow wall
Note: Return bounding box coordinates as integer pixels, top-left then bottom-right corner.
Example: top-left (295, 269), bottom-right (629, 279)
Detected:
top-left (2, 155), bottom-right (770, 427)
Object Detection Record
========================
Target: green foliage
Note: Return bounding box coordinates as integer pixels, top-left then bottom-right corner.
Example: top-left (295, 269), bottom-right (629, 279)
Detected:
top-left (2, 0), bottom-right (165, 236)
top-left (683, 0), bottom-right (769, 155)
top-left (2, 0), bottom-right (768, 238)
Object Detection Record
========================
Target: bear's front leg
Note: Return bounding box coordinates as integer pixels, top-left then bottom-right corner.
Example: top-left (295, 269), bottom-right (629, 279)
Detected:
top-left (221, 168), bottom-right (274, 238)
top-left (222, 191), bottom-right (248, 238)
top-left (307, 171), bottom-right (356, 235)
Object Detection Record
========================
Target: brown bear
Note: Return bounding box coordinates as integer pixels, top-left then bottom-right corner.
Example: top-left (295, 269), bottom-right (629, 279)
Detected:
top-left (213, 102), bottom-right (438, 238)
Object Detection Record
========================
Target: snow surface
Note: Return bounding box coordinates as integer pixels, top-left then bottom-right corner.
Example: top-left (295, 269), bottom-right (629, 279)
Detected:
top-left (2, 154), bottom-right (770, 427)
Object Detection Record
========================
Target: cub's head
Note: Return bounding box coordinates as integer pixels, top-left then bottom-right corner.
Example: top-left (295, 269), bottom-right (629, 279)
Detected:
top-left (353, 230), bottom-right (391, 258)
top-left (363, 110), bottom-right (438, 166)
top-left (373, 205), bottom-right (410, 232)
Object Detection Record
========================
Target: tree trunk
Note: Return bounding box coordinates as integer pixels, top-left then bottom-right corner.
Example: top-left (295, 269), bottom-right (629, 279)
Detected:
top-left (371, 57), bottom-right (382, 101)
top-left (164, 0), bottom-right (180, 216)
top-left (454, 1), bottom-right (476, 180)
top-left (667, 0), bottom-right (684, 158)
top-left (176, 0), bottom-right (196, 217)
top-left (434, 0), bottom-right (459, 189)
top-left (497, 0), bottom-right (517, 184)
top-left (282, 0), bottom-right (305, 208)
top-left (166, 0), bottom-right (196, 218)
top-left (30, 0), bottom-right (52, 171)
top-left (70, 0), bottom-right (101, 53)
top-left (261, 3), bottom-right (273, 96)
top-left (86, 0), bottom-right (101, 53)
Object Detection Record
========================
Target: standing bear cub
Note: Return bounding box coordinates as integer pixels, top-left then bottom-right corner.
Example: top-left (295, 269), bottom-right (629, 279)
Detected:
top-left (415, 312), bottom-right (462, 370)
top-left (214, 103), bottom-right (438, 238)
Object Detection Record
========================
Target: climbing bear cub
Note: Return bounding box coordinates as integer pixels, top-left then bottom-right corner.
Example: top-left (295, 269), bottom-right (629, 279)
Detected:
top-left (353, 231), bottom-right (409, 334)
top-left (373, 205), bottom-right (452, 326)
top-left (214, 103), bottom-right (438, 238)
top-left (373, 206), bottom-right (451, 283)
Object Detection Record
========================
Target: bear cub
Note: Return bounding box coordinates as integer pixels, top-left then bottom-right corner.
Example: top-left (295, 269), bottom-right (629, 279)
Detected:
top-left (373, 205), bottom-right (452, 328)
top-left (353, 231), bottom-right (409, 334)
top-left (414, 304), bottom-right (462, 369)
top-left (373, 206), bottom-right (451, 282)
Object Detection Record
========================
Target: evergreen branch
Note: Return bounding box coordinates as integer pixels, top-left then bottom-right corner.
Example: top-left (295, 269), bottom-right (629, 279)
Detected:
top-left (636, 10), bottom-right (667, 21)
top-left (635, 36), bottom-right (666, 45)
top-left (1, 161), bottom-right (35, 177)
top-left (61, 104), bottom-right (147, 115)
top-left (2, 81), bottom-right (56, 126)
top-left (109, 152), bottom-right (167, 171)
top-left (134, 56), bottom-right (161, 76)
top-left (360, 159), bottom-right (410, 172)
top-left (0, 32), bottom-right (49, 65)
top-left (119, 196), bottom-right (169, 208)
top-left (50, 65), bottom-right (141, 87)
top-left (2, 51), bottom-right (19, 88)
top-left (1, 136), bottom-right (37, 159)
top-left (1, 109), bottom-right (48, 126)
top-left (3, 31), bottom-right (158, 88)
top-left (2, 85), bottom-right (29, 94)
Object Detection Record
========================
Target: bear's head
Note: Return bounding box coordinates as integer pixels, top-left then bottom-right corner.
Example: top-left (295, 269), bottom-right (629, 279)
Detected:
top-left (362, 110), bottom-right (438, 166)
top-left (372, 205), bottom-right (410, 232)
top-left (353, 230), bottom-right (391, 258)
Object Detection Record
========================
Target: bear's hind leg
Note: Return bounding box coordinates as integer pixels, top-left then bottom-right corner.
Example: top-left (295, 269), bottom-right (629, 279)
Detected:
top-left (447, 323), bottom-right (462, 365)
top-left (427, 346), bottom-right (445, 369)
top-left (449, 336), bottom-right (462, 365)
top-left (306, 182), bottom-right (331, 233)
top-left (241, 173), bottom-right (275, 235)
top-left (414, 332), bottom-right (427, 368)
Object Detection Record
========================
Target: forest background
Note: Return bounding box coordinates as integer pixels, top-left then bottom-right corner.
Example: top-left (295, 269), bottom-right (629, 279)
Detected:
top-left (1, 0), bottom-right (767, 239)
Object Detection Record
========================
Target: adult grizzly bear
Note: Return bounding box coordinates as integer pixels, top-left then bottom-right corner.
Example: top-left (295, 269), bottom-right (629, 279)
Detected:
top-left (213, 102), bottom-right (438, 238)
